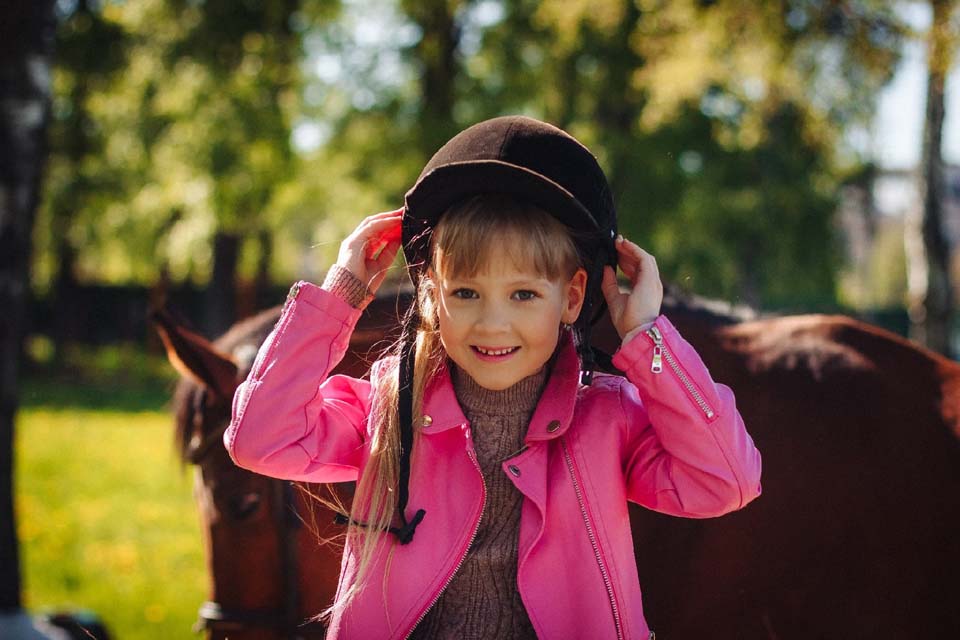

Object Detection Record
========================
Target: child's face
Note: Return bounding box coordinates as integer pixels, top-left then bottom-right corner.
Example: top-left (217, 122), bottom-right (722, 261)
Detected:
top-left (430, 247), bottom-right (587, 391)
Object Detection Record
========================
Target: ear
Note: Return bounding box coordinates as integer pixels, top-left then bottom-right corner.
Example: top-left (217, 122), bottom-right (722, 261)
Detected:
top-left (561, 268), bottom-right (588, 324)
top-left (423, 267), bottom-right (440, 300)
top-left (150, 306), bottom-right (239, 401)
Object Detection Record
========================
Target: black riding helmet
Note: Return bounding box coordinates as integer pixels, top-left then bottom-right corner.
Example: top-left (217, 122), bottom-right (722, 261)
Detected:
top-left (403, 115), bottom-right (619, 319)
top-left (382, 116), bottom-right (620, 545)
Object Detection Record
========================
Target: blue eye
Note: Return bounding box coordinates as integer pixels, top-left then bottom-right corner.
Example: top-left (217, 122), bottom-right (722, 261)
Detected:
top-left (452, 288), bottom-right (478, 299)
top-left (513, 290), bottom-right (538, 301)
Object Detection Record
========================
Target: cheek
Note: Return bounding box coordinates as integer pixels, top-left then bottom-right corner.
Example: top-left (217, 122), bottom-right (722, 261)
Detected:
top-left (435, 308), bottom-right (460, 349)
top-left (529, 310), bottom-right (564, 346)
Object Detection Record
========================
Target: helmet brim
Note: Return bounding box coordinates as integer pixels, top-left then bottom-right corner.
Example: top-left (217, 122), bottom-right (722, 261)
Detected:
top-left (402, 160), bottom-right (606, 273)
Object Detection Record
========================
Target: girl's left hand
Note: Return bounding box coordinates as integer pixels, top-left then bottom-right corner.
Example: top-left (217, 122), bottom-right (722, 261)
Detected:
top-left (600, 235), bottom-right (663, 340)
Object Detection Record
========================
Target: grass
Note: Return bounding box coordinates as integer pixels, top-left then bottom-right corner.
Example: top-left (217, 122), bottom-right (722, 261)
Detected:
top-left (15, 346), bottom-right (206, 639)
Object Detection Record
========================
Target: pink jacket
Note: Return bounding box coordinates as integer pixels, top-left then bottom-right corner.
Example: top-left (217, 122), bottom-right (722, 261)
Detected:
top-left (226, 282), bottom-right (762, 639)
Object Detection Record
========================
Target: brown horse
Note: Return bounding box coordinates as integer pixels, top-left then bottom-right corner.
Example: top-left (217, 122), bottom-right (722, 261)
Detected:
top-left (154, 288), bottom-right (960, 639)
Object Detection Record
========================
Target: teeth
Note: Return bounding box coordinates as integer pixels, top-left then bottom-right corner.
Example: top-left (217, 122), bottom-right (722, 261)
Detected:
top-left (476, 346), bottom-right (516, 356)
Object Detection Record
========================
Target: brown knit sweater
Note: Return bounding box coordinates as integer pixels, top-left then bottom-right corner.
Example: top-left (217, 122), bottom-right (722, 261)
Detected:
top-left (409, 365), bottom-right (547, 640)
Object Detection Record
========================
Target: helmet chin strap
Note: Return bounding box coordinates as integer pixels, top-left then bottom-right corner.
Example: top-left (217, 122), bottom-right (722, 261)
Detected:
top-left (394, 333), bottom-right (426, 544)
top-left (332, 314), bottom-right (426, 545)
top-left (576, 257), bottom-right (621, 385)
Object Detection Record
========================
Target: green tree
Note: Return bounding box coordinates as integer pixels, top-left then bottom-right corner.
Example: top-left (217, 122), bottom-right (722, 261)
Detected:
top-left (468, 0), bottom-right (905, 308)
top-left (37, 0), bottom-right (336, 334)
top-left (159, 0), bottom-right (305, 333)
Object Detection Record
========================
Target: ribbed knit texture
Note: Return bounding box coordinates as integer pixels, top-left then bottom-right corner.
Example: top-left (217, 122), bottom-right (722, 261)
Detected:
top-left (409, 364), bottom-right (547, 639)
top-left (321, 264), bottom-right (373, 309)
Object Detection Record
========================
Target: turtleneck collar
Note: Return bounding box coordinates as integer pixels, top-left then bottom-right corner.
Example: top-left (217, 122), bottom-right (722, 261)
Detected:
top-left (450, 364), bottom-right (549, 417)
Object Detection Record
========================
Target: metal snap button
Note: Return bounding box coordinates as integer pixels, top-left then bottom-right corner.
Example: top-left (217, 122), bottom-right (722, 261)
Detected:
top-left (421, 415), bottom-right (433, 427)
top-left (508, 465), bottom-right (521, 477)
top-left (546, 420), bottom-right (561, 433)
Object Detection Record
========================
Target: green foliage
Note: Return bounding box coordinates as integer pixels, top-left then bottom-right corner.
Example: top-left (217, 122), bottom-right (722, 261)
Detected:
top-left (627, 102), bottom-right (841, 309)
top-left (34, 0), bottom-right (911, 310)
top-left (37, 0), bottom-right (337, 287)
top-left (456, 0), bottom-right (901, 308)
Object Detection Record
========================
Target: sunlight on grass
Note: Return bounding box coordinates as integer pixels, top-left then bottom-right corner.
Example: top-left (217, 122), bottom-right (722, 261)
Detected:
top-left (15, 407), bottom-right (206, 639)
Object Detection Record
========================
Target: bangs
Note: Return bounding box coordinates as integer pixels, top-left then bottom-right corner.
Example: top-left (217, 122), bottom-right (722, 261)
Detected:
top-left (432, 194), bottom-right (580, 280)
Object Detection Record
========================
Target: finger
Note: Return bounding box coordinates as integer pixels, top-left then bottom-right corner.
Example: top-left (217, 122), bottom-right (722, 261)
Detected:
top-left (364, 207), bottom-right (404, 221)
top-left (379, 219), bottom-right (402, 241)
top-left (620, 238), bottom-right (658, 273)
top-left (617, 252), bottom-right (640, 283)
top-left (615, 238), bottom-right (641, 273)
top-left (369, 242), bottom-right (402, 290)
top-left (352, 209), bottom-right (404, 238)
top-left (631, 246), bottom-right (660, 280)
top-left (616, 238), bottom-right (657, 284)
top-left (358, 215), bottom-right (403, 236)
top-left (373, 239), bottom-right (401, 269)
top-left (615, 236), bottom-right (647, 262)
top-left (361, 219), bottom-right (403, 257)
top-left (600, 265), bottom-right (624, 305)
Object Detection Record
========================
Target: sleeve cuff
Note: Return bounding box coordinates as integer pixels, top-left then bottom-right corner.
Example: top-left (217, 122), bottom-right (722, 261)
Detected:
top-left (621, 319), bottom-right (656, 345)
top-left (321, 264), bottom-right (374, 310)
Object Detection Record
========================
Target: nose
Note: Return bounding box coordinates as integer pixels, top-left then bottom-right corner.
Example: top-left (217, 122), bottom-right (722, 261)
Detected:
top-left (474, 299), bottom-right (511, 333)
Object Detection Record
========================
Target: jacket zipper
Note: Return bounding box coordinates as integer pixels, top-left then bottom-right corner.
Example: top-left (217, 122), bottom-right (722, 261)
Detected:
top-left (562, 438), bottom-right (624, 640)
top-left (646, 325), bottom-right (716, 419)
top-left (404, 427), bottom-right (486, 638)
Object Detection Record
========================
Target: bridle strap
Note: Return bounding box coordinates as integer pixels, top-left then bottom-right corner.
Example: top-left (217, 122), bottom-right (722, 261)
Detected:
top-left (188, 389), bottom-right (325, 638)
top-left (276, 479), bottom-right (303, 635)
top-left (185, 390), bottom-right (230, 465)
top-left (193, 600), bottom-right (326, 635)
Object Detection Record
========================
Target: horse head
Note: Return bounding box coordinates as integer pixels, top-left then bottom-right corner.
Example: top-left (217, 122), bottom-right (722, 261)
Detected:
top-left (152, 305), bottom-right (341, 639)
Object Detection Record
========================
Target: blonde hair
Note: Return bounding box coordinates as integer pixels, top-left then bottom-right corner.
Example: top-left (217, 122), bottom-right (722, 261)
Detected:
top-left (316, 194), bottom-right (581, 621)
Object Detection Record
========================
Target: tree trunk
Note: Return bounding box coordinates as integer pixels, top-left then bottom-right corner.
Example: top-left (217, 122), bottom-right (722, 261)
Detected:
top-left (255, 229), bottom-right (274, 310)
top-left (592, 0), bottom-right (644, 200)
top-left (403, 0), bottom-right (462, 154)
top-left (906, 0), bottom-right (957, 355)
top-left (0, 0), bottom-right (56, 613)
top-left (204, 231), bottom-right (239, 337)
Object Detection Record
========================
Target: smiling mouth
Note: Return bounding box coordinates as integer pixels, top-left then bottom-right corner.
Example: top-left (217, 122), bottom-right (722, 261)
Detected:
top-left (472, 346), bottom-right (519, 357)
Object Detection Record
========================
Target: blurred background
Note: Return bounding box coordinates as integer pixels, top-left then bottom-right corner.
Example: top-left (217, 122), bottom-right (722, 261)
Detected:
top-left (2, 0), bottom-right (958, 638)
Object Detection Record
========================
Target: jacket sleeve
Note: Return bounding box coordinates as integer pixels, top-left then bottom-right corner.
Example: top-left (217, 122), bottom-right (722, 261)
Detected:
top-left (224, 281), bottom-right (373, 484)
top-left (611, 315), bottom-right (762, 518)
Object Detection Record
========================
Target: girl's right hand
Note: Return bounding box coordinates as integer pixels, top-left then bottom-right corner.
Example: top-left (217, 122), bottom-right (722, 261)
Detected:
top-left (335, 208), bottom-right (404, 294)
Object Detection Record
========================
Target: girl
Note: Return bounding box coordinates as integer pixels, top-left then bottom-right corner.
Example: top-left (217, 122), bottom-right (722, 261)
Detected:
top-left (225, 116), bottom-right (762, 639)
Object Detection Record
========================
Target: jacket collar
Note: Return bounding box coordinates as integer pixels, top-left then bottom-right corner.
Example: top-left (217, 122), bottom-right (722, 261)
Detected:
top-left (420, 331), bottom-right (580, 441)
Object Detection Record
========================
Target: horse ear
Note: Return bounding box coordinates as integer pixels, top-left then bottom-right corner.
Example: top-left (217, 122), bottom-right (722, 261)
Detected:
top-left (150, 306), bottom-right (239, 401)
